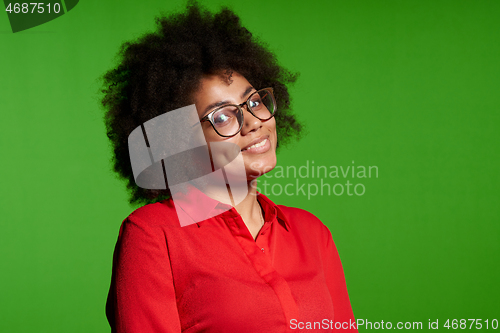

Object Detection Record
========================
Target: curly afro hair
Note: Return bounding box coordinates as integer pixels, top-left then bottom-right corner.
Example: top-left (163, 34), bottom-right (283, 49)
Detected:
top-left (100, 1), bottom-right (302, 206)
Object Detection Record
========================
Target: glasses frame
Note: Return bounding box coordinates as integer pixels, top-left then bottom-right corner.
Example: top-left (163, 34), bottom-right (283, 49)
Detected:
top-left (200, 87), bottom-right (276, 138)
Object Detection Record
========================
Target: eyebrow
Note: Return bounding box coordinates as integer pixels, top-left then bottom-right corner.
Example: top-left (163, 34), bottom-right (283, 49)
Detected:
top-left (241, 86), bottom-right (254, 100)
top-left (202, 85), bottom-right (255, 116)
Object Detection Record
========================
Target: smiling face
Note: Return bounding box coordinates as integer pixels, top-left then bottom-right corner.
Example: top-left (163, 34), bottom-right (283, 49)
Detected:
top-left (192, 71), bottom-right (278, 180)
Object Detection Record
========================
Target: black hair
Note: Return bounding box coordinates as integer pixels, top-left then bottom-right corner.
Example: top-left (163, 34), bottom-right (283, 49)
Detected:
top-left (100, 1), bottom-right (302, 205)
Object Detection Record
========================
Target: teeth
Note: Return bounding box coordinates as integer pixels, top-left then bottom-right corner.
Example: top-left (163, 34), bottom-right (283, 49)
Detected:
top-left (243, 138), bottom-right (267, 151)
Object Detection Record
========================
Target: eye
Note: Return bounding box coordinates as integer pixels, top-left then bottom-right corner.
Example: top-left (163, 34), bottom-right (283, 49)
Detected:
top-left (249, 95), bottom-right (263, 109)
top-left (214, 113), bottom-right (230, 124)
top-left (212, 106), bottom-right (238, 127)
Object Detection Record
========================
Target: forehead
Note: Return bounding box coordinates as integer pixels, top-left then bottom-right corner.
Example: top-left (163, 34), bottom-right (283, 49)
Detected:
top-left (196, 72), bottom-right (253, 101)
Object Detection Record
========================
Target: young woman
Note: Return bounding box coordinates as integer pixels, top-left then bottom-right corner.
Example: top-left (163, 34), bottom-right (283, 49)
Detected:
top-left (102, 3), bottom-right (356, 332)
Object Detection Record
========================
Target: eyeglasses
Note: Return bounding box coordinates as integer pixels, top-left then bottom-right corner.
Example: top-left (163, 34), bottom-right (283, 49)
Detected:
top-left (200, 88), bottom-right (276, 137)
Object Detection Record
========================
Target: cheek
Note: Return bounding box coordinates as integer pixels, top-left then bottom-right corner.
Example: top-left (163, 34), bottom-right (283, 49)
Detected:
top-left (269, 120), bottom-right (278, 147)
top-left (201, 123), bottom-right (220, 142)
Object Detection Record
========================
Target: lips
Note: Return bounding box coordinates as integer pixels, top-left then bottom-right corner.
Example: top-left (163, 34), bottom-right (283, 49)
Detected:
top-left (241, 136), bottom-right (269, 151)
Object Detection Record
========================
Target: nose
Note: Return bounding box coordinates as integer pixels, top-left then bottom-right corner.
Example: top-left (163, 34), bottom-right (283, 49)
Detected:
top-left (239, 105), bottom-right (262, 135)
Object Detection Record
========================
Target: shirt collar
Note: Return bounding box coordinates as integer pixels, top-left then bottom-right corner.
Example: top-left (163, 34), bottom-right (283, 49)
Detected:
top-left (169, 183), bottom-right (231, 226)
top-left (169, 184), bottom-right (290, 231)
top-left (255, 191), bottom-right (290, 231)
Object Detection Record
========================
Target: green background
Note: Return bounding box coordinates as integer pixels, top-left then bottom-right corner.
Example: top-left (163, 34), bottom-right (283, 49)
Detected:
top-left (1, 0), bottom-right (499, 331)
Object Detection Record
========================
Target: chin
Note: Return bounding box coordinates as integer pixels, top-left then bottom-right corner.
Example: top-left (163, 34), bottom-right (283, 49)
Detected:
top-left (245, 155), bottom-right (277, 181)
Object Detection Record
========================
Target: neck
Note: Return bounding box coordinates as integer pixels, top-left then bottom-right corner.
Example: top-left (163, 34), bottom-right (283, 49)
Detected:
top-left (234, 179), bottom-right (264, 240)
top-left (189, 177), bottom-right (264, 233)
top-left (234, 179), bottom-right (261, 222)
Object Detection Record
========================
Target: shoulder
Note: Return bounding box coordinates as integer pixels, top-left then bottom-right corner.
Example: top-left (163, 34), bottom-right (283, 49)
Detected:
top-left (114, 199), bottom-right (180, 250)
top-left (125, 198), bottom-right (179, 229)
top-left (277, 205), bottom-right (332, 240)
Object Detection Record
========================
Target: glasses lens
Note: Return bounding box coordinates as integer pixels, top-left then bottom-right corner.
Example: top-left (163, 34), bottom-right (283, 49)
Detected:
top-left (211, 105), bottom-right (243, 136)
top-left (248, 89), bottom-right (276, 120)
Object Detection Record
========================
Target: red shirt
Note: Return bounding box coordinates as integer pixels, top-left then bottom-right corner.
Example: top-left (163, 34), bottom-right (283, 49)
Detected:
top-left (106, 189), bottom-right (357, 332)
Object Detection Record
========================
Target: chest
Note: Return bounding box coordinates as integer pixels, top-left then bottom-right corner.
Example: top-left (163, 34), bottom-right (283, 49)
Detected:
top-left (165, 223), bottom-right (335, 332)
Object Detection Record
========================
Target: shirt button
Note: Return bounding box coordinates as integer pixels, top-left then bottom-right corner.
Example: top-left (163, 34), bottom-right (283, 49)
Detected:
top-left (261, 248), bottom-right (265, 252)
